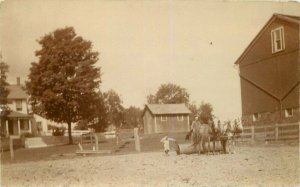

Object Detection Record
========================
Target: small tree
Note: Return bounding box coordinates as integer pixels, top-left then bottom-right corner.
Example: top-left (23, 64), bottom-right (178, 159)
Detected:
top-left (147, 83), bottom-right (190, 104)
top-left (188, 102), bottom-right (201, 123)
top-left (124, 106), bottom-right (142, 128)
top-left (0, 58), bottom-right (10, 136)
top-left (88, 91), bottom-right (108, 132)
top-left (146, 94), bottom-right (156, 104)
top-left (26, 27), bottom-right (102, 144)
top-left (188, 101), bottom-right (214, 124)
top-left (103, 90), bottom-right (124, 128)
top-left (199, 101), bottom-right (214, 124)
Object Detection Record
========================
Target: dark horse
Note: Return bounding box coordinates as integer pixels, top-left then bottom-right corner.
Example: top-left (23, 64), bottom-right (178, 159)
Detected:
top-left (210, 120), bottom-right (226, 154)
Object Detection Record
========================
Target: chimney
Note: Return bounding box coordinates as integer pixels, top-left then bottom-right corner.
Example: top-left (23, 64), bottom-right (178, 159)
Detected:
top-left (17, 77), bottom-right (20, 85)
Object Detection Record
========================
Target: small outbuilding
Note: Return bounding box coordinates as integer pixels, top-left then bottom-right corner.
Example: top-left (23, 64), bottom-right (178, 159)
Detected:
top-left (142, 104), bottom-right (191, 134)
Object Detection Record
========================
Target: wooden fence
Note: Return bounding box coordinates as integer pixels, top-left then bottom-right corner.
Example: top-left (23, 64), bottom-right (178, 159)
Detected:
top-left (237, 122), bottom-right (299, 144)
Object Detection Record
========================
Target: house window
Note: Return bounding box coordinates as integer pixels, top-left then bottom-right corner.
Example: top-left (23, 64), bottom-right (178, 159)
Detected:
top-left (20, 120), bottom-right (29, 130)
top-left (16, 100), bottom-right (23, 111)
top-left (271, 27), bottom-right (285, 53)
top-left (285, 108), bottom-right (293, 118)
top-left (161, 115), bottom-right (167, 121)
top-left (177, 115), bottom-right (184, 121)
top-left (252, 113), bottom-right (260, 122)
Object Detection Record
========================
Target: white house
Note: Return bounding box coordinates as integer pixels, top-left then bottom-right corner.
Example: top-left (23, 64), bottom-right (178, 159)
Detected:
top-left (4, 78), bottom-right (33, 136)
top-left (3, 78), bottom-right (73, 136)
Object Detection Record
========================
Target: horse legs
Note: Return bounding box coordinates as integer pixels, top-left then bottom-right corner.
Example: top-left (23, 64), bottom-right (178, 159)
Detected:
top-left (198, 140), bottom-right (202, 155)
top-left (206, 137), bottom-right (211, 155)
top-left (227, 138), bottom-right (235, 154)
top-left (212, 138), bottom-right (216, 155)
top-left (230, 136), bottom-right (236, 154)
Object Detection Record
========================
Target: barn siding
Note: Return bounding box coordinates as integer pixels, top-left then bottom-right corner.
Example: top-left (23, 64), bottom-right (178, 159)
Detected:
top-left (240, 78), bottom-right (280, 115)
top-left (156, 114), bottom-right (189, 133)
top-left (238, 16), bottom-right (300, 126)
top-left (240, 51), bottom-right (299, 99)
top-left (242, 107), bottom-right (300, 126)
top-left (239, 19), bottom-right (299, 67)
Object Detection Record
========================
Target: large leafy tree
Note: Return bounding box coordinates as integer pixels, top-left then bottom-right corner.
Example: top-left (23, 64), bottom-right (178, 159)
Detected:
top-left (26, 27), bottom-right (102, 144)
top-left (103, 90), bottom-right (124, 128)
top-left (147, 83), bottom-right (190, 104)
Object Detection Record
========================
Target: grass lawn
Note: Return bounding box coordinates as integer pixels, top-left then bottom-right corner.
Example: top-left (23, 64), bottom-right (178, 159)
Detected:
top-left (0, 131), bottom-right (189, 164)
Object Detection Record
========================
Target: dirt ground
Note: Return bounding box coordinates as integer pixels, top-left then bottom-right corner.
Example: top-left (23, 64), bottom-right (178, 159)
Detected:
top-left (1, 144), bottom-right (299, 187)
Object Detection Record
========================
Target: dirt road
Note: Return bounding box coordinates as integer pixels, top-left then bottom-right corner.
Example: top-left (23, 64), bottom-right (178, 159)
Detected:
top-left (1, 144), bottom-right (299, 187)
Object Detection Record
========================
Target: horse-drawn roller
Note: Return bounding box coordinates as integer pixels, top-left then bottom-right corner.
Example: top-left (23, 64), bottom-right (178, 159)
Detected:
top-left (178, 119), bottom-right (243, 155)
top-left (178, 141), bottom-right (224, 154)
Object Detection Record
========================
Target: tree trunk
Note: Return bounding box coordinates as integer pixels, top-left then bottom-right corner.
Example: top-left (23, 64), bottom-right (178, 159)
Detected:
top-left (67, 121), bottom-right (73, 144)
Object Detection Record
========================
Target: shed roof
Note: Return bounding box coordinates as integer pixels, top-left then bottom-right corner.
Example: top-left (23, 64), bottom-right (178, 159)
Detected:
top-left (7, 85), bottom-right (28, 99)
top-left (144, 104), bottom-right (191, 116)
top-left (234, 13), bottom-right (300, 65)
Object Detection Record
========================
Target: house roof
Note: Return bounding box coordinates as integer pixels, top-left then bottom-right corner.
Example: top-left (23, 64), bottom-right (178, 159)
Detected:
top-left (234, 13), bottom-right (300, 65)
top-left (7, 84), bottom-right (28, 99)
top-left (7, 111), bottom-right (32, 119)
top-left (143, 104), bottom-right (191, 116)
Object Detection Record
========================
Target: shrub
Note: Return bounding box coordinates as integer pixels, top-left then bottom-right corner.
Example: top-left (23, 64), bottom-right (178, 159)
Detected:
top-left (21, 132), bottom-right (35, 138)
top-left (52, 127), bottom-right (65, 136)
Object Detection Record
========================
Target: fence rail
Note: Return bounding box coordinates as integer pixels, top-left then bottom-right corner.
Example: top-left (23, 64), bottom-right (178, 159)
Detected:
top-left (238, 122), bottom-right (299, 143)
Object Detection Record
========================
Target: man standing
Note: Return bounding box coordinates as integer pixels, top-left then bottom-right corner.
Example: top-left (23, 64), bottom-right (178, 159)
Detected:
top-left (185, 116), bottom-right (201, 141)
top-left (191, 116), bottom-right (201, 130)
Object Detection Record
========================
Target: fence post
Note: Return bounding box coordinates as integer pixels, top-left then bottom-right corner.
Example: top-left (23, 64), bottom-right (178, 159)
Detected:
top-left (251, 125), bottom-right (255, 145)
top-left (94, 133), bottom-right (99, 151)
top-left (134, 128), bottom-right (141, 152)
top-left (275, 124), bottom-right (278, 142)
top-left (10, 136), bottom-right (14, 160)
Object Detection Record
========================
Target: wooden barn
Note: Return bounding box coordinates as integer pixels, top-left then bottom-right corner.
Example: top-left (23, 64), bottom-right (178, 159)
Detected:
top-left (235, 14), bottom-right (300, 126)
top-left (142, 104), bottom-right (191, 134)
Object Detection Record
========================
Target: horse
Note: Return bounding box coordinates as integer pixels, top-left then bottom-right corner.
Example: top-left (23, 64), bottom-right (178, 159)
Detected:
top-left (189, 122), bottom-right (213, 155)
top-left (210, 120), bottom-right (226, 154)
top-left (222, 119), bottom-right (243, 154)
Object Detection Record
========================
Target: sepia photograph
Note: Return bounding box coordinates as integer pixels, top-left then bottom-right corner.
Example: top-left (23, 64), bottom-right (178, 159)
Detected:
top-left (0, 0), bottom-right (299, 186)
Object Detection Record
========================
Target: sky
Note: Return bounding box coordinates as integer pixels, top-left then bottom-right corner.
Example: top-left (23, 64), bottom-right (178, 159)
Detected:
top-left (0, 0), bottom-right (300, 121)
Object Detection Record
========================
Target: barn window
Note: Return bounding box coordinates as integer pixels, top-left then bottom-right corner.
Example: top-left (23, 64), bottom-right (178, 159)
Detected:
top-left (252, 113), bottom-right (260, 122)
top-left (271, 27), bottom-right (285, 53)
top-left (161, 115), bottom-right (167, 121)
top-left (285, 108), bottom-right (293, 118)
top-left (177, 115), bottom-right (184, 121)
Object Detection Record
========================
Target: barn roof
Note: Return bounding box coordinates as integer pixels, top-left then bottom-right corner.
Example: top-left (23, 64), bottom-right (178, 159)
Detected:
top-left (234, 13), bottom-right (300, 65)
top-left (143, 104), bottom-right (191, 116)
top-left (7, 84), bottom-right (28, 99)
